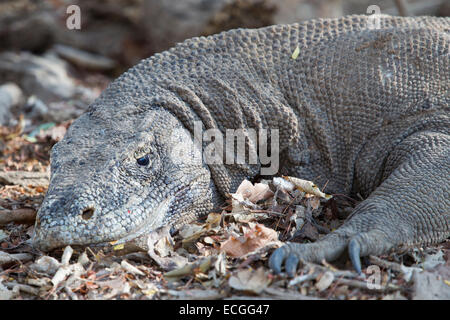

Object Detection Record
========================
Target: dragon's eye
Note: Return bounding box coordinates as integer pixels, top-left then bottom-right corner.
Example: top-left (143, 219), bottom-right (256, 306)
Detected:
top-left (136, 155), bottom-right (150, 166)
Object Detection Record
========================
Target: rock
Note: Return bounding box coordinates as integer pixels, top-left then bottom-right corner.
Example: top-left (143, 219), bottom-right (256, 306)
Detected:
top-left (143, 0), bottom-right (282, 53)
top-left (0, 51), bottom-right (99, 122)
top-left (421, 251), bottom-right (446, 271)
top-left (0, 1), bottom-right (57, 53)
top-left (52, 44), bottom-right (117, 71)
top-left (143, 0), bottom-right (348, 53)
top-left (53, 0), bottom-right (148, 67)
top-left (267, 0), bottom-right (343, 25)
top-left (203, 0), bottom-right (277, 36)
top-left (0, 0), bottom-right (146, 67)
top-left (24, 96), bottom-right (49, 120)
top-left (0, 51), bottom-right (77, 102)
top-left (143, 0), bottom-right (227, 53)
top-left (0, 83), bottom-right (23, 126)
top-left (412, 270), bottom-right (450, 300)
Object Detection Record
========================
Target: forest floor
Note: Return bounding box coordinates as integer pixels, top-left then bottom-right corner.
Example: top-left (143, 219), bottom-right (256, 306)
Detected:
top-left (0, 118), bottom-right (449, 300)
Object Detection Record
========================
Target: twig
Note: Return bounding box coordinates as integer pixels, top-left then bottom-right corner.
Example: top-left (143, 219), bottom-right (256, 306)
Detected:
top-left (335, 278), bottom-right (405, 293)
top-left (262, 287), bottom-right (323, 300)
top-left (0, 251), bottom-right (33, 265)
top-left (4, 282), bottom-right (39, 296)
top-left (306, 261), bottom-right (360, 279)
top-left (288, 273), bottom-right (317, 286)
top-left (0, 208), bottom-right (36, 225)
top-left (369, 255), bottom-right (403, 273)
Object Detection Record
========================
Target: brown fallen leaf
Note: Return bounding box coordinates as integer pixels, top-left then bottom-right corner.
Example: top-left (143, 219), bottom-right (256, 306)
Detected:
top-left (228, 267), bottom-right (271, 294)
top-left (233, 179), bottom-right (274, 203)
top-left (179, 212), bottom-right (222, 244)
top-left (164, 256), bottom-right (214, 280)
top-left (306, 196), bottom-right (321, 211)
top-left (146, 226), bottom-right (188, 271)
top-left (220, 223), bottom-right (278, 258)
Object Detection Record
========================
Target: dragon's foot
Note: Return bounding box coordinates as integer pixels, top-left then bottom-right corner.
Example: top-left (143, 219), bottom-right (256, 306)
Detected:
top-left (269, 228), bottom-right (396, 276)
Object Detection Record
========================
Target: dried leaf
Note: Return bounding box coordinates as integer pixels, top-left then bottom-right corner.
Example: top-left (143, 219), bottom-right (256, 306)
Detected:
top-left (233, 179), bottom-right (273, 203)
top-left (168, 288), bottom-right (224, 300)
top-left (121, 260), bottom-right (145, 276)
top-left (307, 196), bottom-right (321, 211)
top-left (77, 251), bottom-right (90, 266)
top-left (291, 46), bottom-right (300, 59)
top-left (154, 234), bottom-right (174, 257)
top-left (214, 252), bottom-right (227, 276)
top-left (29, 256), bottom-right (61, 276)
top-left (0, 230), bottom-right (7, 242)
top-left (272, 176), bottom-right (295, 192)
top-left (229, 267), bottom-right (270, 294)
top-left (220, 223), bottom-right (278, 257)
top-left (179, 212), bottom-right (222, 244)
top-left (164, 256), bottom-right (214, 279)
top-left (51, 263), bottom-right (84, 288)
top-left (315, 271), bottom-right (334, 291)
top-left (113, 243), bottom-right (125, 250)
top-left (0, 280), bottom-right (13, 300)
top-left (147, 226), bottom-right (188, 271)
top-left (282, 176), bottom-right (332, 199)
top-left (299, 222), bottom-right (320, 241)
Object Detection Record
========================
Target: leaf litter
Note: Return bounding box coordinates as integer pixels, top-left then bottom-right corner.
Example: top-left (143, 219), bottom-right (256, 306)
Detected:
top-left (1, 123), bottom-right (449, 300)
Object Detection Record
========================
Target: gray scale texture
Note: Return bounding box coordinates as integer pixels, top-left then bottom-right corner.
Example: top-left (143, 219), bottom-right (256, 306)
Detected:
top-left (33, 15), bottom-right (449, 274)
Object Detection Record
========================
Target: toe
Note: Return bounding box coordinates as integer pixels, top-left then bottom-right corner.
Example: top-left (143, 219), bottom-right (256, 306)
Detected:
top-left (348, 238), bottom-right (362, 274)
top-left (268, 246), bottom-right (287, 274)
top-left (285, 254), bottom-right (300, 277)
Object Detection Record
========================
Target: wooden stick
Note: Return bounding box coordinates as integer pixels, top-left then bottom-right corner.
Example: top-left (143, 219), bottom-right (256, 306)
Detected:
top-left (0, 208), bottom-right (36, 225)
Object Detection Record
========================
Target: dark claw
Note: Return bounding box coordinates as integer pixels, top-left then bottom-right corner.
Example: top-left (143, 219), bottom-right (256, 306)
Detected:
top-left (349, 239), bottom-right (362, 274)
top-left (285, 254), bottom-right (299, 277)
top-left (268, 246), bottom-right (287, 274)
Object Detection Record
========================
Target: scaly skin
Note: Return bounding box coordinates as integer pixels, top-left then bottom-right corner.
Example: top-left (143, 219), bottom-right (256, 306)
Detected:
top-left (33, 15), bottom-right (449, 275)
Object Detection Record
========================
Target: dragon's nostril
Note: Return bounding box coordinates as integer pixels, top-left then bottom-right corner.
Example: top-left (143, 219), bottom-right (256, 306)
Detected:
top-left (81, 207), bottom-right (95, 220)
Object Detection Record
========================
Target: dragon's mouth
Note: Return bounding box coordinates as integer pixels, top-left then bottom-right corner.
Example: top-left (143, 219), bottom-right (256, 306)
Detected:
top-left (108, 193), bottom-right (177, 247)
top-left (109, 184), bottom-right (195, 248)
top-left (33, 194), bottom-right (175, 251)
top-left (34, 179), bottom-right (196, 252)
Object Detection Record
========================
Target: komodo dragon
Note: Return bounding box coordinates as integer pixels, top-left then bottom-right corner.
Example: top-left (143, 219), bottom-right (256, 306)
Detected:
top-left (33, 15), bottom-right (449, 276)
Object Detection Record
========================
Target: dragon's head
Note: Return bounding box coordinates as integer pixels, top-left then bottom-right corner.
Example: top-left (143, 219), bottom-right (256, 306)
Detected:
top-left (33, 104), bottom-right (219, 250)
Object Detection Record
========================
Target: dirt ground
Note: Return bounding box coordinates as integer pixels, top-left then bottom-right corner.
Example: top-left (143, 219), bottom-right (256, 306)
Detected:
top-left (0, 126), bottom-right (449, 300)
